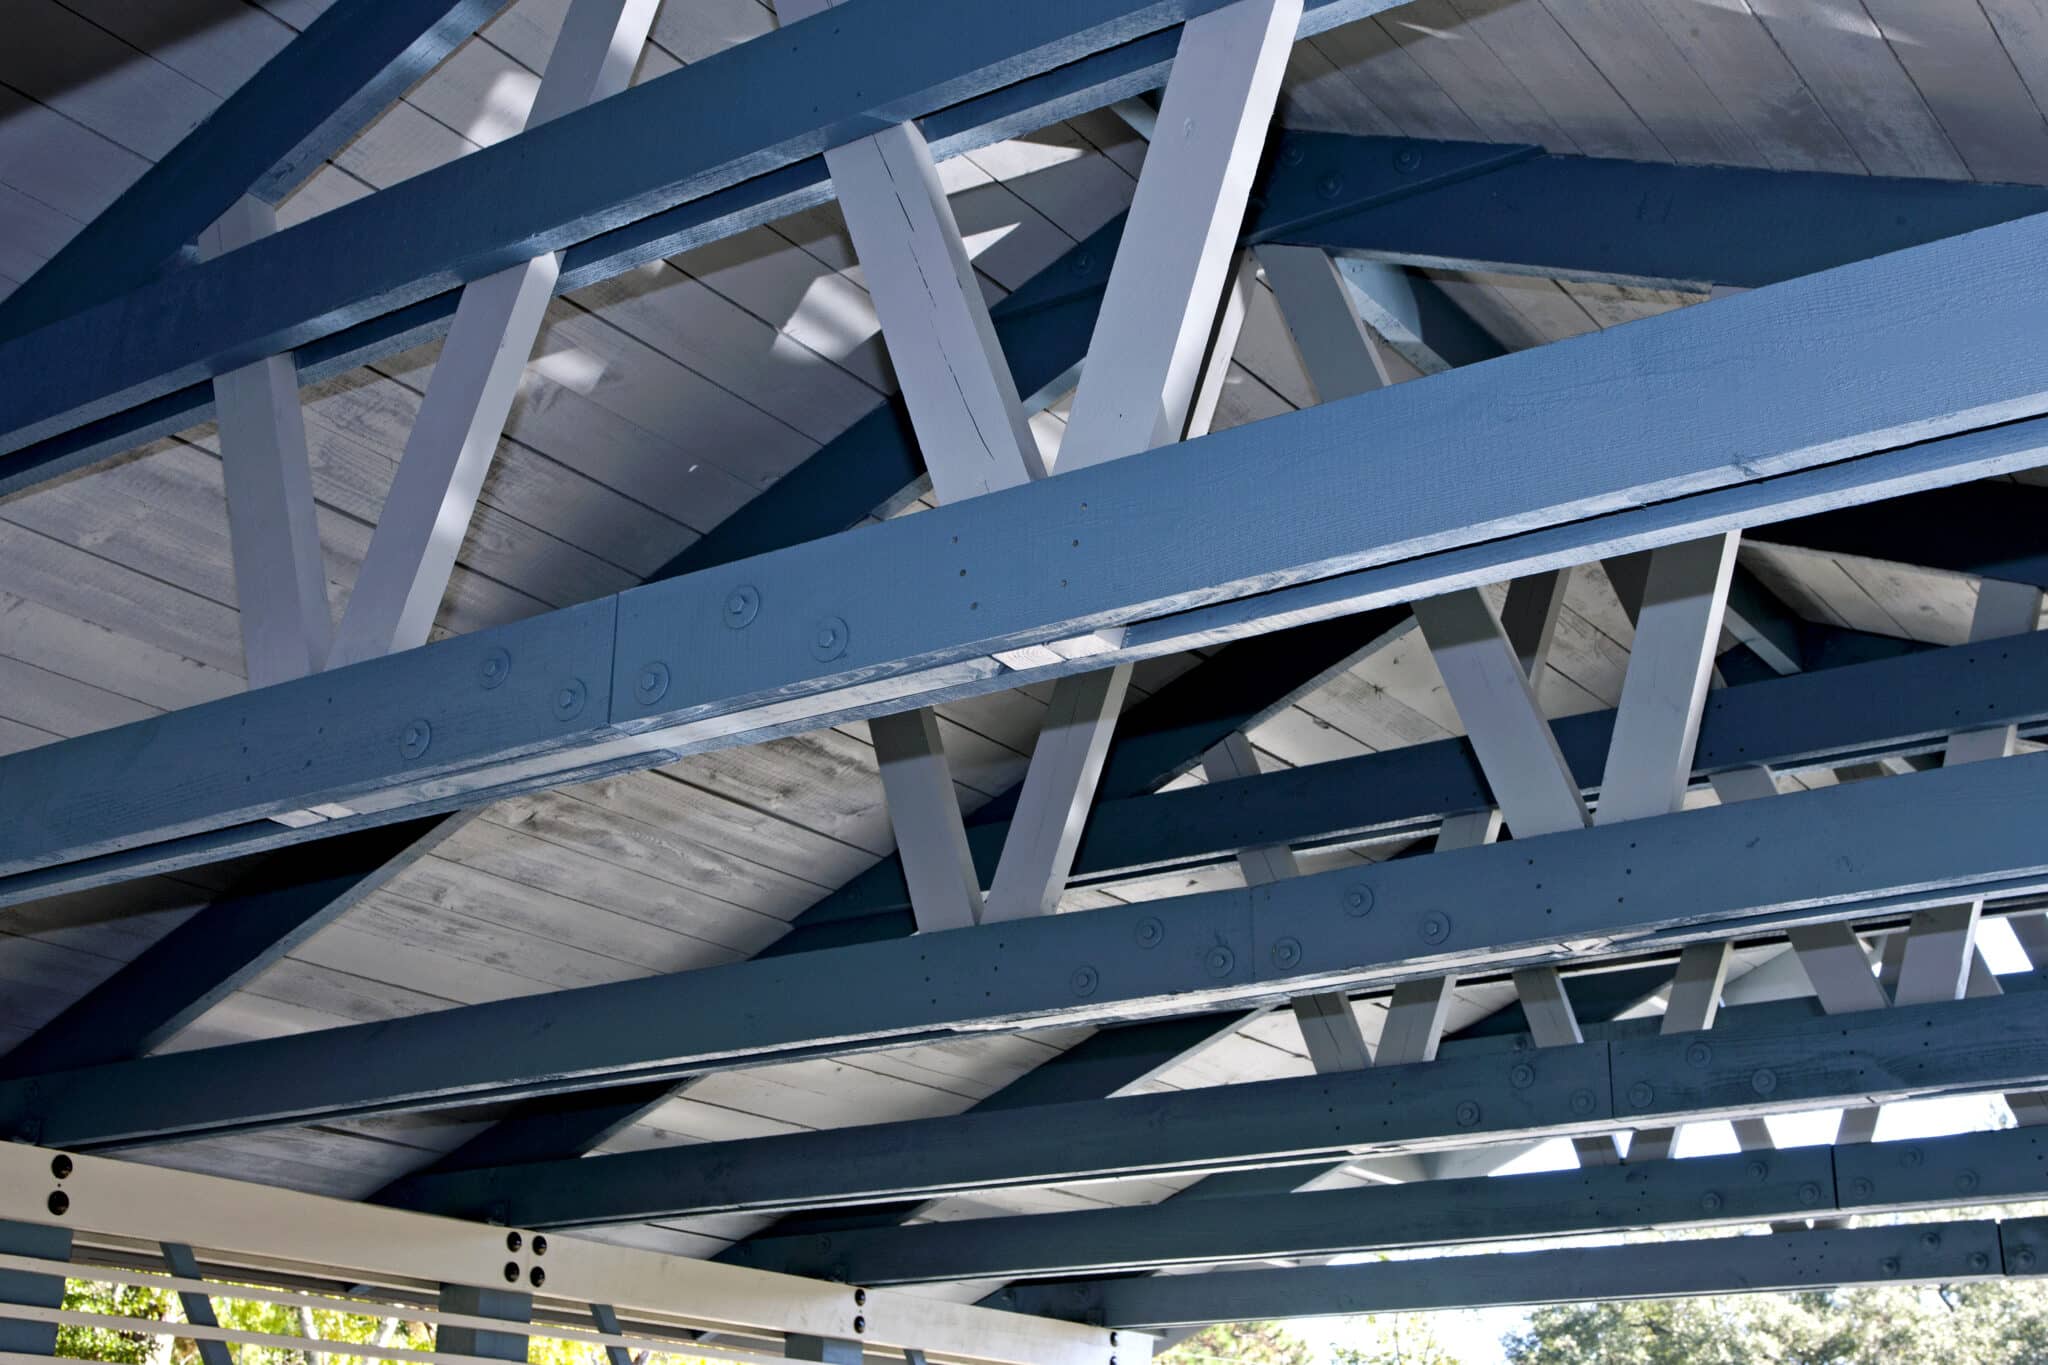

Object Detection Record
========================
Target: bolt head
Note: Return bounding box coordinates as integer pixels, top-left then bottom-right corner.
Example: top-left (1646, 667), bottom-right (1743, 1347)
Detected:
top-left (1922, 1231), bottom-right (1943, 1250)
top-left (1880, 1257), bottom-right (1901, 1275)
top-left (1628, 1081), bottom-right (1655, 1109)
top-left (1902, 1147), bottom-right (1925, 1167)
top-left (810, 615), bottom-right (850, 662)
top-left (1700, 1191), bottom-right (1724, 1213)
top-left (635, 661), bottom-right (670, 705)
top-left (1570, 1089), bottom-right (1596, 1116)
top-left (479, 648), bottom-right (511, 689)
top-left (552, 680), bottom-right (587, 720)
top-left (49, 1154), bottom-right (71, 1180)
top-left (1509, 1063), bottom-right (1535, 1089)
top-left (1134, 916), bottom-right (1164, 948)
top-left (400, 719), bottom-right (432, 759)
top-left (852, 1317), bottom-right (866, 1336)
top-left (1343, 884), bottom-right (1374, 917)
top-left (2017, 1249), bottom-right (2039, 1271)
top-left (1316, 173), bottom-right (1343, 199)
top-left (1971, 1252), bottom-right (1992, 1272)
top-left (1747, 1160), bottom-right (1769, 1181)
top-left (1419, 911), bottom-right (1451, 945)
top-left (1685, 1040), bottom-right (1713, 1069)
top-left (529, 1266), bottom-right (546, 1288)
top-left (1852, 1178), bottom-right (1875, 1199)
top-left (1750, 1068), bottom-right (1778, 1097)
top-left (1271, 937), bottom-right (1303, 969)
top-left (1957, 1171), bottom-right (1980, 1194)
top-left (723, 585), bottom-right (761, 628)
top-left (1455, 1100), bottom-right (1481, 1127)
top-left (1394, 148), bottom-right (1422, 172)
top-left (503, 1262), bottom-right (520, 1283)
top-left (1206, 946), bottom-right (1236, 977)
top-left (506, 1232), bottom-right (523, 1253)
top-left (1799, 1182), bottom-right (1823, 1205)
top-left (1070, 966), bottom-right (1100, 998)
top-left (46, 1191), bottom-right (68, 1217)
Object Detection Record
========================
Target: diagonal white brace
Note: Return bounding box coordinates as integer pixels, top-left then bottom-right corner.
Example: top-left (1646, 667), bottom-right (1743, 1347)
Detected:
top-left (328, 0), bottom-right (658, 667)
top-left (978, 0), bottom-right (1300, 924)
top-left (1255, 244), bottom-right (1390, 402)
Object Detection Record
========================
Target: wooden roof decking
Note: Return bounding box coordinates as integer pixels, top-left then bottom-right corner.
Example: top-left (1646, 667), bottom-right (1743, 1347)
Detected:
top-left (0, 0), bottom-right (2036, 1290)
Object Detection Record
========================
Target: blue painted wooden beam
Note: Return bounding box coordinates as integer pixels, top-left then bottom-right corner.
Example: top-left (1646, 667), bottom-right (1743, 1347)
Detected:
top-left (0, 0), bottom-right (507, 344)
top-left (363, 985), bottom-right (2048, 1226)
top-left (0, 1219), bottom-right (69, 1357)
top-left (1004, 1217), bottom-right (2016, 1327)
top-left (739, 1121), bottom-right (2048, 1285)
top-left (1265, 132), bottom-right (2048, 289)
top-left (0, 816), bottom-right (465, 1080)
top-left (8, 209), bottom-right (2048, 878)
top-left (7, 748), bottom-right (2048, 1150)
top-left (0, 0), bottom-right (1408, 459)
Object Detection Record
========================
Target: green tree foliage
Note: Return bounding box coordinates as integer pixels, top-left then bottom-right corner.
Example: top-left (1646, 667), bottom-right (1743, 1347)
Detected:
top-left (1167, 1320), bottom-right (1318, 1365)
top-left (1503, 1282), bottom-right (2048, 1365)
top-left (1333, 1317), bottom-right (1464, 1365)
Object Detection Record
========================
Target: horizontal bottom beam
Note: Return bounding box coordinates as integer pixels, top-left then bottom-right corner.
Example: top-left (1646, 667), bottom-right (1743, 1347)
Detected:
top-left (1005, 1216), bottom-right (2037, 1327)
top-left (734, 1125), bottom-right (2048, 1286)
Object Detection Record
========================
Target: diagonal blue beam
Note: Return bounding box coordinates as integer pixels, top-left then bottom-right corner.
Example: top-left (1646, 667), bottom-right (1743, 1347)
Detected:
top-left (0, 816), bottom-right (467, 1081)
top-left (0, 0), bottom-right (508, 343)
top-left (1262, 132), bottom-right (2048, 289)
top-left (8, 748), bottom-right (2048, 1150)
top-left (0, 0), bottom-right (1410, 459)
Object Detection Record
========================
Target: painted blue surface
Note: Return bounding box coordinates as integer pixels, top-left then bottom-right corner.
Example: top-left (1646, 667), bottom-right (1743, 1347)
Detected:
top-left (6, 753), bottom-right (2048, 1150)
top-left (0, 0), bottom-right (505, 344)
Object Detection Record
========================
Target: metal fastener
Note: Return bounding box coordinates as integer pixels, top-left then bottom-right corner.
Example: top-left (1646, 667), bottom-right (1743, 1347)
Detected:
top-left (506, 1232), bottom-right (523, 1253)
top-left (1271, 937), bottom-right (1303, 969)
top-left (1799, 1182), bottom-right (1823, 1205)
top-left (479, 648), bottom-right (511, 690)
top-left (635, 661), bottom-right (670, 705)
top-left (1971, 1252), bottom-right (1992, 1272)
top-left (532, 1236), bottom-right (547, 1256)
top-left (529, 1267), bottom-right (546, 1288)
top-left (1851, 1177), bottom-right (1875, 1199)
top-left (2015, 1248), bottom-right (2038, 1271)
top-left (1509, 1063), bottom-right (1535, 1089)
top-left (1747, 1160), bottom-right (1769, 1181)
top-left (1206, 946), bottom-right (1237, 978)
top-left (1134, 916), bottom-right (1164, 949)
top-left (1750, 1068), bottom-right (1778, 1097)
top-left (1685, 1041), bottom-right (1712, 1069)
top-left (811, 616), bottom-right (850, 662)
top-left (46, 1191), bottom-right (68, 1217)
top-left (1419, 911), bottom-right (1451, 945)
top-left (1956, 1170), bottom-right (1980, 1193)
top-left (1316, 173), bottom-right (1343, 199)
top-left (1628, 1081), bottom-right (1655, 1109)
top-left (1921, 1231), bottom-right (1943, 1250)
top-left (1393, 148), bottom-right (1421, 172)
top-left (1342, 884), bottom-right (1374, 917)
top-left (1455, 1101), bottom-right (1481, 1128)
top-left (1569, 1089), bottom-right (1596, 1115)
top-left (553, 680), bottom-right (587, 720)
top-left (852, 1317), bottom-right (866, 1335)
top-left (853, 1289), bottom-right (867, 1308)
top-left (1902, 1147), bottom-right (1925, 1168)
top-left (502, 1262), bottom-right (520, 1283)
top-left (49, 1154), bottom-right (71, 1180)
top-left (724, 585), bottom-right (761, 628)
top-left (400, 719), bottom-right (432, 759)
top-left (1700, 1191), bottom-right (1724, 1213)
top-left (1070, 966), bottom-right (1099, 998)
top-left (1880, 1257), bottom-right (1901, 1275)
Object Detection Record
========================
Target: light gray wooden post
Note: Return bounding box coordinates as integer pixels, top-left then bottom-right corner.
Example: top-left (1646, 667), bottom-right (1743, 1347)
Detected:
top-left (870, 710), bottom-right (983, 932)
top-left (328, 0), bottom-right (658, 665)
top-left (787, 1335), bottom-right (865, 1365)
top-left (202, 196), bottom-right (332, 688)
top-left (1255, 244), bottom-right (1391, 402)
top-left (0, 1220), bottom-right (69, 1357)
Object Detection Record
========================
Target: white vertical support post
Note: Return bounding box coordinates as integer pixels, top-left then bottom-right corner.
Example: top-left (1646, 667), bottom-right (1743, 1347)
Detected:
top-left (1594, 534), bottom-right (1740, 824)
top-left (328, 0), bottom-right (656, 666)
top-left (1254, 244), bottom-right (1390, 402)
top-left (1202, 733), bottom-right (1372, 1072)
top-left (1056, 0), bottom-right (1303, 470)
top-left (869, 710), bottom-right (982, 933)
top-left (788, 0), bottom-right (1043, 501)
top-left (1182, 251), bottom-right (1257, 440)
top-left (981, 663), bottom-right (1134, 923)
top-left (1376, 978), bottom-right (1456, 1067)
top-left (979, 0), bottom-right (1299, 923)
top-left (203, 197), bottom-right (332, 688)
